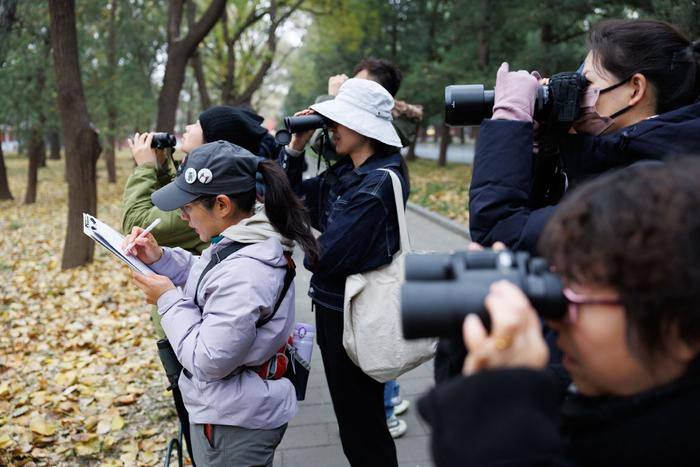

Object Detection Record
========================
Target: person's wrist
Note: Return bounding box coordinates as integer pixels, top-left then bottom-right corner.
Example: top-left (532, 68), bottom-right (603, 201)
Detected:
top-left (144, 247), bottom-right (163, 265)
top-left (286, 144), bottom-right (304, 156)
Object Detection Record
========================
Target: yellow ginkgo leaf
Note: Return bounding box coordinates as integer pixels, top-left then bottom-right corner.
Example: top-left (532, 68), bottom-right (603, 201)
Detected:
top-left (55, 370), bottom-right (77, 388)
top-left (0, 434), bottom-right (14, 449)
top-left (96, 417), bottom-right (111, 435)
top-left (110, 413), bottom-right (124, 431)
top-left (30, 418), bottom-right (58, 436)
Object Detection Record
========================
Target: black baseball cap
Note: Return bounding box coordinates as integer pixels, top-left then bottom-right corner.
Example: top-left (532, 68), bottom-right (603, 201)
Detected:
top-left (151, 141), bottom-right (259, 211)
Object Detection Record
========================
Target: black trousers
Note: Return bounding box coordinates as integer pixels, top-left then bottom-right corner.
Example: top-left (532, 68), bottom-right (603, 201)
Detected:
top-left (315, 304), bottom-right (398, 467)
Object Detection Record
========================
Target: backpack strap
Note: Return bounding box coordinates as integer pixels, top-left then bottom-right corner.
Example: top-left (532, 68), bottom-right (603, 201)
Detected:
top-left (194, 242), bottom-right (248, 308)
top-left (256, 253), bottom-right (296, 328)
top-left (194, 243), bottom-right (296, 327)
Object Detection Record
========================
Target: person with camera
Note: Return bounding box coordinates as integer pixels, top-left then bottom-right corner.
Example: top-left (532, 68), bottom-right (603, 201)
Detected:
top-left (419, 157), bottom-right (700, 466)
top-left (125, 141), bottom-right (319, 466)
top-left (281, 78), bottom-right (408, 466)
top-left (468, 18), bottom-right (700, 254)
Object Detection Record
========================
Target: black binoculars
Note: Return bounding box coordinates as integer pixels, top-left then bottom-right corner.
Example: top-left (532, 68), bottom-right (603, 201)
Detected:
top-left (401, 250), bottom-right (566, 339)
top-left (151, 132), bottom-right (177, 149)
top-left (275, 115), bottom-right (331, 145)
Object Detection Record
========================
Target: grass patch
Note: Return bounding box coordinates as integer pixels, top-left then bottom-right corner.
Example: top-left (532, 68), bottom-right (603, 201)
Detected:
top-left (407, 157), bottom-right (471, 226)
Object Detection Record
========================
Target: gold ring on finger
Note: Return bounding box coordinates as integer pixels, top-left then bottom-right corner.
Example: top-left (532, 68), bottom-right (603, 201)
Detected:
top-left (494, 334), bottom-right (514, 351)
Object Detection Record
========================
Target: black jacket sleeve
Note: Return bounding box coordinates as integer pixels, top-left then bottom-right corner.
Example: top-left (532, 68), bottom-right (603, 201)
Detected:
top-left (418, 369), bottom-right (572, 467)
top-left (468, 119), bottom-right (556, 253)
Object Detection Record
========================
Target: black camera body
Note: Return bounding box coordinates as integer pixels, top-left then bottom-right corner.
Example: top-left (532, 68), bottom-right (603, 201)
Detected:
top-left (275, 115), bottom-right (330, 145)
top-left (445, 72), bottom-right (587, 126)
top-left (151, 132), bottom-right (177, 149)
top-left (401, 250), bottom-right (566, 339)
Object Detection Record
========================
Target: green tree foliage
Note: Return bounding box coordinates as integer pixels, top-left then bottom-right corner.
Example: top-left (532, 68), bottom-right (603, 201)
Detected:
top-left (0, 1), bottom-right (163, 161)
top-left (284, 0), bottom-right (699, 126)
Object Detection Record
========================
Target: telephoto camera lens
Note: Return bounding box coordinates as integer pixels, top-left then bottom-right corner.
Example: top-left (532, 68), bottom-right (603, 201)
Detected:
top-left (151, 132), bottom-right (177, 149)
top-left (444, 72), bottom-right (586, 127)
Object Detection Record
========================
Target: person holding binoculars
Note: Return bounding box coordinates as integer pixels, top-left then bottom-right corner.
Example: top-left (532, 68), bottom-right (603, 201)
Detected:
top-left (418, 157), bottom-right (700, 466)
top-left (467, 18), bottom-right (700, 254)
top-left (123, 106), bottom-right (273, 259)
top-left (281, 77), bottom-right (408, 466)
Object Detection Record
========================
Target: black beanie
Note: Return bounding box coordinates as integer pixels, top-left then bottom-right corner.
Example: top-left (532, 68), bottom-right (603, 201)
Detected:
top-left (198, 105), bottom-right (268, 155)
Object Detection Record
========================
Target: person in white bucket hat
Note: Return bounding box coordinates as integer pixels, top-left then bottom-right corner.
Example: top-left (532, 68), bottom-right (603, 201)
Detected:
top-left (279, 78), bottom-right (409, 466)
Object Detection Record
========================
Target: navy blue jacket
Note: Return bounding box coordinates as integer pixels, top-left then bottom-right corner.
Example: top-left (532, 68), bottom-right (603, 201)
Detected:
top-left (282, 149), bottom-right (409, 311)
top-left (469, 101), bottom-right (700, 253)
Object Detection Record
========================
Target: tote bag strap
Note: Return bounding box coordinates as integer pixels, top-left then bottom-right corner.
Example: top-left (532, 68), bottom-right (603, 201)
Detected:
top-left (378, 168), bottom-right (410, 255)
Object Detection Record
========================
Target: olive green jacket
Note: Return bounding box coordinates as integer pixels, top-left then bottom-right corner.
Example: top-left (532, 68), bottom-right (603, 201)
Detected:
top-left (121, 163), bottom-right (208, 254)
top-left (122, 163), bottom-right (208, 339)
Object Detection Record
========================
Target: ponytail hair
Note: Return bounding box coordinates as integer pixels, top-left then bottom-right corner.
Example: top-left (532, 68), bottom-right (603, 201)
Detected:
top-left (257, 160), bottom-right (320, 266)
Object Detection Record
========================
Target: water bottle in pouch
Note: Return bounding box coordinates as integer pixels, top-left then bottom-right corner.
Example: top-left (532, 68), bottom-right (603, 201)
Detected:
top-left (293, 323), bottom-right (315, 364)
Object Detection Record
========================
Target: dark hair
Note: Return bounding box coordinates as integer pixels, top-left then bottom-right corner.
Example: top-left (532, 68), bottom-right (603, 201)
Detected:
top-left (199, 160), bottom-right (319, 266)
top-left (539, 157), bottom-right (700, 360)
top-left (587, 19), bottom-right (700, 114)
top-left (352, 58), bottom-right (403, 97)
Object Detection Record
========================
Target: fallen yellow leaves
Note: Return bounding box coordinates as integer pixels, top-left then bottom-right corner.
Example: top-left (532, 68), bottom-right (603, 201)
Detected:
top-left (407, 158), bottom-right (471, 225)
top-left (29, 418), bottom-right (58, 436)
top-left (0, 152), bottom-right (180, 464)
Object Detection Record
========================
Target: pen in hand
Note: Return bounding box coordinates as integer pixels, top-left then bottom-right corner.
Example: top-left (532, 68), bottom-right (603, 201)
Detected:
top-left (125, 218), bottom-right (161, 255)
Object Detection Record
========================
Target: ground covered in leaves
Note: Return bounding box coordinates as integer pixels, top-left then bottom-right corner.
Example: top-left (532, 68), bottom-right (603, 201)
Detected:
top-left (1, 152), bottom-right (182, 466)
top-left (407, 158), bottom-right (471, 226)
top-left (0, 150), bottom-right (470, 465)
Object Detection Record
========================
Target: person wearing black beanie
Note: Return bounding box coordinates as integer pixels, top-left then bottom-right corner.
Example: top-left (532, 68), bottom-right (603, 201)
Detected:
top-left (196, 105), bottom-right (268, 154)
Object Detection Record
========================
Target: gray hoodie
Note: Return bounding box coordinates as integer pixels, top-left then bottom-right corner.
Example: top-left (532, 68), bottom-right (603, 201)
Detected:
top-left (153, 234), bottom-right (297, 429)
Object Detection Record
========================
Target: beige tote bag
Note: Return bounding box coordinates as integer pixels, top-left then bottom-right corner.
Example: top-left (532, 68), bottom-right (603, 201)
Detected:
top-left (342, 168), bottom-right (437, 383)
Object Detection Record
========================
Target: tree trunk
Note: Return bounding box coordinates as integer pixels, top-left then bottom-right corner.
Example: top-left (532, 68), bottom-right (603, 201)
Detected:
top-left (477, 0), bottom-right (491, 71)
top-left (48, 129), bottom-right (61, 159)
top-left (191, 50), bottom-right (211, 109)
top-left (104, 0), bottom-right (118, 183)
top-left (25, 127), bottom-right (43, 204)
top-left (0, 0), bottom-right (16, 201)
top-left (0, 141), bottom-right (13, 200)
top-left (27, 36), bottom-right (49, 199)
top-left (105, 134), bottom-right (116, 183)
top-left (406, 123), bottom-right (420, 161)
top-left (187, 0), bottom-right (211, 109)
top-left (155, 0), bottom-right (227, 132)
top-left (438, 124), bottom-right (450, 167)
top-left (38, 143), bottom-right (47, 167)
top-left (49, 0), bottom-right (102, 269)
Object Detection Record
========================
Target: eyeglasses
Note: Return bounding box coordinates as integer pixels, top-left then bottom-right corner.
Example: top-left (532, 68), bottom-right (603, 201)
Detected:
top-left (178, 201), bottom-right (200, 218)
top-left (562, 287), bottom-right (621, 323)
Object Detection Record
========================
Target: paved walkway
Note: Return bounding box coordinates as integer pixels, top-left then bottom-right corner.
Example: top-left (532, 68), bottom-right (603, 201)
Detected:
top-left (402, 142), bottom-right (475, 164)
top-left (274, 210), bottom-right (471, 467)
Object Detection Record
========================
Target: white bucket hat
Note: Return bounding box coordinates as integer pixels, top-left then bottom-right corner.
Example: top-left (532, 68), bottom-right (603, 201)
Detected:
top-left (310, 78), bottom-right (402, 148)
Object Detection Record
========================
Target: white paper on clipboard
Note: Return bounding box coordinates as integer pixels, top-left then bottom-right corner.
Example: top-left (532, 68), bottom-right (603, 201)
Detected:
top-left (82, 213), bottom-right (154, 275)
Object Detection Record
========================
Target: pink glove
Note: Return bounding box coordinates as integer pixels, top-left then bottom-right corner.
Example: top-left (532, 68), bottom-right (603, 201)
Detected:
top-left (492, 62), bottom-right (540, 122)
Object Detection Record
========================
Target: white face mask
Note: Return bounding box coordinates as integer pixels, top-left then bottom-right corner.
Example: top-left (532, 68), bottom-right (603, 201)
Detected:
top-left (572, 77), bottom-right (633, 136)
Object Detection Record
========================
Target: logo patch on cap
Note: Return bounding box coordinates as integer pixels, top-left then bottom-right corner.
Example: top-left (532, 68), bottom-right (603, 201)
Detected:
top-left (184, 168), bottom-right (197, 184)
top-left (198, 168), bottom-right (213, 184)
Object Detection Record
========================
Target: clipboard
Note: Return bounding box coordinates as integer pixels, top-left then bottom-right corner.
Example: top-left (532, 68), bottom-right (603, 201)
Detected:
top-left (82, 213), bottom-right (154, 275)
